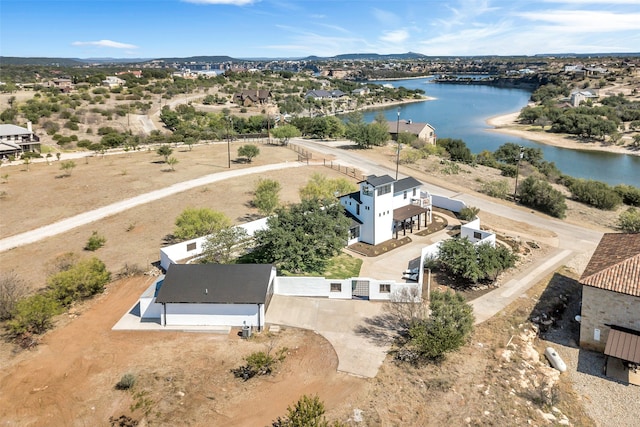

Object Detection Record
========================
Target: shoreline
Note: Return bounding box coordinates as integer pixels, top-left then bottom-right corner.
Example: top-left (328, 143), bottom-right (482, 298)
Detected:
top-left (358, 95), bottom-right (435, 112)
top-left (486, 112), bottom-right (640, 157)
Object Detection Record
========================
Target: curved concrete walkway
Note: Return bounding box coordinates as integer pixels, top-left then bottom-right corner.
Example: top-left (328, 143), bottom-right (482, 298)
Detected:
top-left (0, 162), bottom-right (314, 253)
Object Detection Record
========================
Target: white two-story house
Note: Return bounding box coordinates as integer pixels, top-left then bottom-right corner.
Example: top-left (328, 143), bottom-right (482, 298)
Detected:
top-left (340, 174), bottom-right (432, 246)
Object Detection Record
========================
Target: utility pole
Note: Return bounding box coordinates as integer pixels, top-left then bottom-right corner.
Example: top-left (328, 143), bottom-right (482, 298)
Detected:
top-left (227, 116), bottom-right (232, 168)
top-left (513, 145), bottom-right (524, 201)
top-left (395, 108), bottom-right (401, 180)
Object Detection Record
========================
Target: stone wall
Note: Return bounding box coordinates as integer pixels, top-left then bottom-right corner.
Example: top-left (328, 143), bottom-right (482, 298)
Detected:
top-left (580, 286), bottom-right (640, 351)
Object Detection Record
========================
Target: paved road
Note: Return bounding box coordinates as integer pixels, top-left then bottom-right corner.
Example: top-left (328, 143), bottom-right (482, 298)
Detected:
top-left (0, 162), bottom-right (313, 253)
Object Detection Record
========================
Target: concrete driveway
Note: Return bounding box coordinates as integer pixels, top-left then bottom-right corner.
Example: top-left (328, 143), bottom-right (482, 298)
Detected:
top-left (266, 295), bottom-right (393, 378)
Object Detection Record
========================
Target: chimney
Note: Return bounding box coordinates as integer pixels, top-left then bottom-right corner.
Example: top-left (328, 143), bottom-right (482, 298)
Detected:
top-left (27, 121), bottom-right (33, 132)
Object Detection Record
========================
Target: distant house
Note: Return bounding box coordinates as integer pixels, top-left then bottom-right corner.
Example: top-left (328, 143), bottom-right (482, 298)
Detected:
top-left (339, 174), bottom-right (432, 246)
top-left (142, 263), bottom-right (277, 330)
top-left (0, 123), bottom-right (41, 158)
top-left (44, 78), bottom-right (73, 93)
top-left (115, 70), bottom-right (143, 78)
top-left (579, 233), bottom-right (640, 383)
top-left (351, 87), bottom-right (369, 96)
top-left (570, 89), bottom-right (599, 107)
top-left (386, 120), bottom-right (436, 145)
top-left (102, 76), bottom-right (125, 88)
top-left (304, 90), bottom-right (346, 100)
top-left (233, 89), bottom-right (272, 106)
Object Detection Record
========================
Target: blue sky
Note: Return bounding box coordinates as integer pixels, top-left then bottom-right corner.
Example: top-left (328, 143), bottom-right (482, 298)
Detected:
top-left (2, 0), bottom-right (639, 59)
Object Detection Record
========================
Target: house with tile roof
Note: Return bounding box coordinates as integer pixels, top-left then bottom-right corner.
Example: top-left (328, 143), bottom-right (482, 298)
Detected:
top-left (579, 233), bottom-right (640, 369)
top-left (339, 174), bottom-right (432, 246)
top-left (233, 89), bottom-right (272, 106)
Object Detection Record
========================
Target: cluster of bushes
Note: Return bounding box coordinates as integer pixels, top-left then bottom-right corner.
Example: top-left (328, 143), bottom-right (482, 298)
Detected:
top-left (437, 238), bottom-right (518, 285)
top-left (5, 256), bottom-right (110, 338)
top-left (232, 347), bottom-right (287, 381)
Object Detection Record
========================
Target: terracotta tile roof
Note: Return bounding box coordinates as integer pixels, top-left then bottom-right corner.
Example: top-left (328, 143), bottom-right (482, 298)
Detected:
top-left (580, 233), bottom-right (640, 297)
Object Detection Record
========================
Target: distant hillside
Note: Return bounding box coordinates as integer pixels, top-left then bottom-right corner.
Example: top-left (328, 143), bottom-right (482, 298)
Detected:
top-left (302, 52), bottom-right (428, 61)
top-left (155, 55), bottom-right (237, 63)
top-left (0, 57), bottom-right (86, 66)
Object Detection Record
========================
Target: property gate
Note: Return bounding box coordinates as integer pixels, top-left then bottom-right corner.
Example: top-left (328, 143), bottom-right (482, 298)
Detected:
top-left (351, 280), bottom-right (370, 300)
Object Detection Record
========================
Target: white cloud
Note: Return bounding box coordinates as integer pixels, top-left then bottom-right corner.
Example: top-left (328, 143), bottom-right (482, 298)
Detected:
top-left (380, 29), bottom-right (409, 43)
top-left (182, 0), bottom-right (257, 5)
top-left (517, 10), bottom-right (640, 32)
top-left (72, 40), bottom-right (138, 49)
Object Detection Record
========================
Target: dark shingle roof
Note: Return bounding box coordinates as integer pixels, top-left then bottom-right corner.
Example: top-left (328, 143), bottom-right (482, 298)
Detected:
top-left (580, 233), bottom-right (640, 297)
top-left (363, 174), bottom-right (395, 187)
top-left (156, 264), bottom-right (274, 304)
top-left (394, 177), bottom-right (422, 193)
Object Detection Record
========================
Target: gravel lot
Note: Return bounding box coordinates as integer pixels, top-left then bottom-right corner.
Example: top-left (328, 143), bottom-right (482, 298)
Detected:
top-left (542, 295), bottom-right (640, 427)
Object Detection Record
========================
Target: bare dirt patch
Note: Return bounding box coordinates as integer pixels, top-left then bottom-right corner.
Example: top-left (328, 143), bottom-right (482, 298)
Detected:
top-left (0, 276), bottom-right (364, 426)
top-left (0, 144), bottom-right (349, 290)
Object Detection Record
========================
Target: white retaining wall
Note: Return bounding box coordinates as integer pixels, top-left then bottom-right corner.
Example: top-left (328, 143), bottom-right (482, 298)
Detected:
top-left (273, 276), bottom-right (421, 300)
top-left (431, 194), bottom-right (466, 213)
top-left (461, 218), bottom-right (496, 246)
top-left (160, 217), bottom-right (269, 270)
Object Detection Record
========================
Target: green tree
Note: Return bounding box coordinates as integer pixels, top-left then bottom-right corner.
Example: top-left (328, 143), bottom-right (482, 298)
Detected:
top-left (254, 178), bottom-right (281, 215)
top-left (481, 179), bottom-right (510, 199)
top-left (253, 199), bottom-right (350, 273)
top-left (157, 144), bottom-right (173, 163)
top-left (59, 160), bottom-right (76, 176)
top-left (237, 144), bottom-right (260, 163)
top-left (518, 176), bottom-right (567, 218)
top-left (408, 290), bottom-right (474, 362)
top-left (618, 208), bottom-right (640, 233)
top-left (271, 124), bottom-right (301, 146)
top-left (174, 207), bottom-right (231, 241)
top-left (569, 179), bottom-right (622, 210)
top-left (8, 294), bottom-right (61, 335)
top-left (299, 173), bottom-right (357, 201)
top-left (272, 395), bottom-right (345, 427)
top-left (437, 138), bottom-right (473, 163)
top-left (47, 257), bottom-right (111, 307)
top-left (437, 238), bottom-right (483, 284)
top-left (201, 226), bottom-right (250, 264)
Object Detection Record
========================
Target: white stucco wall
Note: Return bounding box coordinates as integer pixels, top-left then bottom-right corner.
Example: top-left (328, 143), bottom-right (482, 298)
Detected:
top-left (432, 194), bottom-right (466, 213)
top-left (159, 217), bottom-right (269, 269)
top-left (162, 303), bottom-right (263, 328)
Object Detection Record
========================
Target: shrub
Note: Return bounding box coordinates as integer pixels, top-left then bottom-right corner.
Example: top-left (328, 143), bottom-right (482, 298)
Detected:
top-left (232, 347), bottom-right (287, 381)
top-left (8, 294), bottom-right (61, 335)
top-left (615, 184), bottom-right (640, 207)
top-left (407, 290), bottom-right (474, 362)
top-left (47, 257), bottom-right (111, 306)
top-left (569, 179), bottom-right (622, 210)
top-left (458, 206), bottom-right (479, 221)
top-left (618, 208), bottom-right (640, 233)
top-left (499, 164), bottom-right (517, 177)
top-left (518, 176), bottom-right (567, 218)
top-left (271, 395), bottom-right (344, 427)
top-left (482, 179), bottom-right (510, 199)
top-left (85, 231), bottom-right (106, 251)
top-left (115, 373), bottom-right (136, 390)
top-left (0, 271), bottom-right (27, 320)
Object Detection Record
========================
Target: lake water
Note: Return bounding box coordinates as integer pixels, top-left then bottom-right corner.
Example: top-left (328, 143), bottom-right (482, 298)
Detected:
top-left (363, 77), bottom-right (639, 186)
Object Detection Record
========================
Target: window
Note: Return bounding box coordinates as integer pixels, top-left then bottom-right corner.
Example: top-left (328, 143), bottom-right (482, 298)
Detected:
top-left (413, 188), bottom-right (417, 196)
top-left (356, 204), bottom-right (360, 215)
top-left (330, 283), bottom-right (342, 292)
top-left (377, 184), bottom-right (391, 196)
top-left (186, 242), bottom-right (197, 251)
top-left (362, 186), bottom-right (373, 196)
top-left (379, 284), bottom-right (391, 293)
top-left (403, 190), bottom-right (407, 199)
top-left (474, 231), bottom-right (482, 239)
top-left (349, 226), bottom-right (360, 240)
